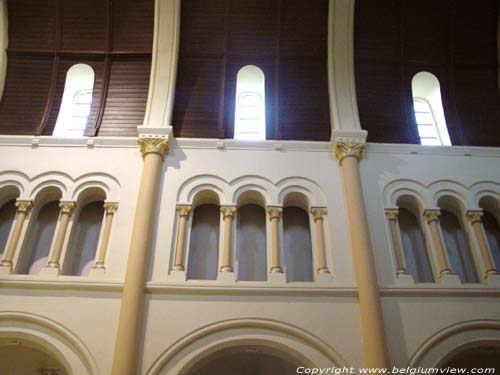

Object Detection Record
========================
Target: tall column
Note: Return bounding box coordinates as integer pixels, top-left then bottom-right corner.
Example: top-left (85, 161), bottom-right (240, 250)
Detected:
top-left (466, 210), bottom-right (499, 278)
top-left (423, 209), bottom-right (453, 276)
top-left (267, 207), bottom-right (283, 273)
top-left (172, 204), bottom-right (192, 271)
top-left (334, 137), bottom-right (390, 369)
top-left (384, 208), bottom-right (409, 275)
top-left (93, 202), bottom-right (118, 269)
top-left (310, 207), bottom-right (330, 274)
top-left (220, 206), bottom-right (236, 272)
top-left (47, 202), bottom-right (76, 268)
top-left (111, 135), bottom-right (169, 375)
top-left (0, 200), bottom-right (32, 268)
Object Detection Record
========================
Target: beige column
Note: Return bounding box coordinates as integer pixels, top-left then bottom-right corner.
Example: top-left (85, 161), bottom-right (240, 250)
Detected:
top-left (47, 202), bottom-right (76, 268)
top-left (335, 140), bottom-right (390, 369)
top-left (111, 136), bottom-right (169, 375)
top-left (384, 208), bottom-right (409, 275)
top-left (220, 206), bottom-right (237, 272)
top-left (0, 200), bottom-right (32, 267)
top-left (423, 209), bottom-right (453, 276)
top-left (466, 210), bottom-right (499, 277)
top-left (267, 206), bottom-right (283, 273)
top-left (310, 207), bottom-right (330, 274)
top-left (93, 203), bottom-right (118, 269)
top-left (172, 205), bottom-right (192, 271)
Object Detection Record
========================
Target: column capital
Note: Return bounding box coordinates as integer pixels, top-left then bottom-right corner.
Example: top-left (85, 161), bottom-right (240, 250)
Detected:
top-left (176, 204), bottom-right (192, 217)
top-left (103, 202), bottom-right (119, 214)
top-left (59, 202), bottom-right (76, 215)
top-left (15, 200), bottom-right (33, 213)
top-left (310, 207), bottom-right (328, 221)
top-left (138, 136), bottom-right (170, 160)
top-left (220, 206), bottom-right (237, 218)
top-left (267, 206), bottom-right (283, 220)
top-left (331, 130), bottom-right (368, 163)
top-left (423, 209), bottom-right (441, 223)
top-left (384, 208), bottom-right (399, 220)
top-left (466, 210), bottom-right (484, 224)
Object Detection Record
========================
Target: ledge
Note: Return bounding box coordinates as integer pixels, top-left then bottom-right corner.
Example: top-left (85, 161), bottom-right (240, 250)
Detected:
top-left (366, 143), bottom-right (500, 158)
top-left (0, 277), bottom-right (123, 293)
top-left (380, 286), bottom-right (500, 297)
top-left (0, 135), bottom-right (138, 148)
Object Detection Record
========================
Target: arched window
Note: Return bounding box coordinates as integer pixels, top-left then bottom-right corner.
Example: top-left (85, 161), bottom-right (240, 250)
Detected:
top-left (482, 211), bottom-right (500, 269)
top-left (0, 199), bottom-right (17, 259)
top-left (283, 207), bottom-right (313, 282)
top-left (234, 65), bottom-right (266, 140)
top-left (18, 201), bottom-right (60, 275)
top-left (53, 64), bottom-right (95, 137)
top-left (237, 204), bottom-right (267, 281)
top-left (398, 207), bottom-right (434, 282)
top-left (187, 204), bottom-right (220, 280)
top-left (411, 72), bottom-right (451, 146)
top-left (439, 209), bottom-right (478, 283)
top-left (63, 201), bottom-right (104, 276)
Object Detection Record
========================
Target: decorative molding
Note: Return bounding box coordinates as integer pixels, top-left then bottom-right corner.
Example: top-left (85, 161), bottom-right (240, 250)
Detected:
top-left (59, 202), bottom-right (76, 215)
top-left (423, 209), bottom-right (441, 223)
top-left (266, 206), bottom-right (283, 220)
top-left (220, 206), bottom-right (237, 218)
top-left (384, 208), bottom-right (399, 220)
top-left (466, 210), bottom-right (484, 224)
top-left (103, 202), bottom-right (119, 214)
top-left (176, 204), bottom-right (192, 217)
top-left (334, 141), bottom-right (365, 162)
top-left (310, 207), bottom-right (328, 221)
top-left (14, 200), bottom-right (33, 213)
top-left (138, 136), bottom-right (170, 160)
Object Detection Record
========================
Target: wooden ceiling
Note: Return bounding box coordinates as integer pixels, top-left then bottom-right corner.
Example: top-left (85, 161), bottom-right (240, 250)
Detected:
top-left (0, 0), bottom-right (153, 137)
top-left (173, 0), bottom-right (331, 141)
top-left (354, 0), bottom-right (500, 146)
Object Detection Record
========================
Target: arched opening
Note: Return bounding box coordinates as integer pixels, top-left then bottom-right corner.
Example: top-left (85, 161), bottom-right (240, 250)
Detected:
top-left (63, 201), bottom-right (104, 276)
top-left (234, 65), bottom-right (266, 141)
top-left (439, 208), bottom-right (479, 283)
top-left (482, 211), bottom-right (500, 269)
top-left (237, 204), bottom-right (267, 281)
top-left (0, 340), bottom-right (69, 375)
top-left (18, 200), bottom-right (60, 275)
top-left (283, 206), bottom-right (313, 282)
top-left (187, 204), bottom-right (220, 280)
top-left (0, 199), bottom-right (16, 259)
top-left (440, 343), bottom-right (500, 370)
top-left (411, 72), bottom-right (451, 146)
top-left (53, 63), bottom-right (95, 137)
top-left (185, 346), bottom-right (303, 375)
top-left (398, 207), bottom-right (434, 282)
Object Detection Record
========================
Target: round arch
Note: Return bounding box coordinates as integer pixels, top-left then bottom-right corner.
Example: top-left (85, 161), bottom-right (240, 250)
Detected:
top-left (0, 311), bottom-right (99, 375)
top-left (146, 318), bottom-right (347, 375)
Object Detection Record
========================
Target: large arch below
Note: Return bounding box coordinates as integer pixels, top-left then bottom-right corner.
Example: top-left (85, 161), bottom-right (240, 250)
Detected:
top-left (146, 318), bottom-right (347, 375)
top-left (0, 311), bottom-right (99, 375)
top-left (409, 320), bottom-right (500, 368)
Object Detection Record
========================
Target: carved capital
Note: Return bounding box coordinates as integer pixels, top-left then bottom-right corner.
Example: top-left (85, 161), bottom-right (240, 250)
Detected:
top-left (59, 202), bottom-right (76, 215)
top-left (384, 208), bottom-right (399, 220)
top-left (220, 206), bottom-right (237, 219)
top-left (15, 200), bottom-right (33, 213)
top-left (334, 142), bottom-right (365, 163)
top-left (466, 210), bottom-right (484, 225)
top-left (138, 136), bottom-right (170, 160)
top-left (176, 205), bottom-right (192, 217)
top-left (423, 209), bottom-right (441, 223)
top-left (103, 203), bottom-right (119, 215)
top-left (310, 207), bottom-right (328, 221)
top-left (267, 206), bottom-right (283, 220)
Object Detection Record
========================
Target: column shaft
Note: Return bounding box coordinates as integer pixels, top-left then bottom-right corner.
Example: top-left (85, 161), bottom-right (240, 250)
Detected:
top-left (47, 202), bottom-right (75, 268)
top-left (173, 205), bottom-right (192, 271)
top-left (424, 210), bottom-right (452, 276)
top-left (111, 140), bottom-right (166, 375)
top-left (1, 201), bottom-right (32, 267)
top-left (311, 207), bottom-right (329, 274)
top-left (340, 154), bottom-right (390, 368)
top-left (385, 209), bottom-right (408, 275)
top-left (467, 211), bottom-right (498, 277)
top-left (220, 207), bottom-right (236, 272)
top-left (94, 203), bottom-right (118, 269)
top-left (267, 207), bottom-right (283, 273)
